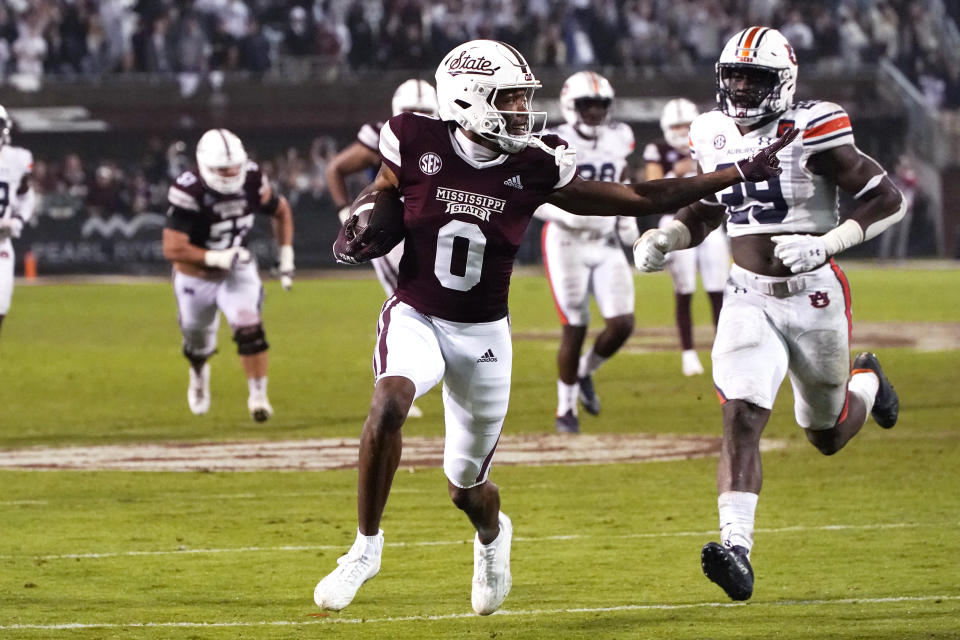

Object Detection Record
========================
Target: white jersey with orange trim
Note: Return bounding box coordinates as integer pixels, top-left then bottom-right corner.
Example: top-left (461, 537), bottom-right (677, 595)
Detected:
top-left (534, 121), bottom-right (635, 233)
top-left (690, 101), bottom-right (855, 237)
top-left (0, 145), bottom-right (34, 221)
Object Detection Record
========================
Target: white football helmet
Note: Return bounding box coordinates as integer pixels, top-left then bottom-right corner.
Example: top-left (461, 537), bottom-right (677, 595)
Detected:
top-left (392, 79), bottom-right (439, 117)
top-left (560, 71), bottom-right (615, 136)
top-left (660, 98), bottom-right (699, 151)
top-left (196, 128), bottom-right (248, 194)
top-left (716, 26), bottom-right (797, 126)
top-left (435, 39), bottom-right (546, 154)
top-left (0, 105), bottom-right (11, 148)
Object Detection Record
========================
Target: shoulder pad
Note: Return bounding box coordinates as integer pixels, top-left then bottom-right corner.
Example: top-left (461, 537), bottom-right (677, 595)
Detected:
top-left (168, 171), bottom-right (202, 211)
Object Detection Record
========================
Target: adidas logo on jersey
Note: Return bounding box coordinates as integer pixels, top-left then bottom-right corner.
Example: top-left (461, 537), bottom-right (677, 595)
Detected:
top-left (477, 349), bottom-right (498, 363)
top-left (503, 175), bottom-right (523, 190)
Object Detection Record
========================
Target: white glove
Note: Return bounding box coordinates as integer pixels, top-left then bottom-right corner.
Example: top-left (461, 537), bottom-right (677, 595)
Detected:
top-left (633, 229), bottom-right (670, 272)
top-left (204, 246), bottom-right (251, 270)
top-left (278, 244), bottom-right (294, 290)
top-left (771, 234), bottom-right (828, 274)
top-left (337, 205), bottom-right (352, 225)
top-left (0, 217), bottom-right (23, 240)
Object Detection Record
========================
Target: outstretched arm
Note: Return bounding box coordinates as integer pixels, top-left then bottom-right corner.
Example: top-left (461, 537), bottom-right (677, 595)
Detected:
top-left (326, 142), bottom-right (381, 210)
top-left (548, 128), bottom-right (798, 218)
top-left (771, 145), bottom-right (905, 273)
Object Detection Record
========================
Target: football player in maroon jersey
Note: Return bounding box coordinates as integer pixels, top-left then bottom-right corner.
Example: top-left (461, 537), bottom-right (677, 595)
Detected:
top-left (315, 39), bottom-right (796, 615)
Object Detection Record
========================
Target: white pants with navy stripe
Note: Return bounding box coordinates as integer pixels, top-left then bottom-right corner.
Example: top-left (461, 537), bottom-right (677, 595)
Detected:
top-left (711, 261), bottom-right (853, 430)
top-left (541, 221), bottom-right (634, 326)
top-left (173, 260), bottom-right (264, 358)
top-left (373, 297), bottom-right (512, 488)
top-left (0, 238), bottom-right (13, 315)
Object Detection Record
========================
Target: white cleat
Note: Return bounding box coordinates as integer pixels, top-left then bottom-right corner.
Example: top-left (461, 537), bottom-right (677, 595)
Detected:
top-left (248, 395), bottom-right (273, 423)
top-left (407, 403), bottom-right (424, 418)
top-left (682, 349), bottom-right (705, 376)
top-left (314, 529), bottom-right (383, 611)
top-left (187, 363), bottom-right (211, 415)
top-left (472, 512), bottom-right (513, 616)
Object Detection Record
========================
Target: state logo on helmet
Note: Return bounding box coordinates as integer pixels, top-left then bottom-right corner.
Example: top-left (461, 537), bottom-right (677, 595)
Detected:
top-left (560, 71), bottom-right (615, 138)
top-left (716, 27), bottom-right (797, 126)
top-left (0, 105), bottom-right (11, 148)
top-left (435, 39), bottom-right (546, 154)
top-left (196, 128), bottom-right (248, 195)
top-left (392, 79), bottom-right (439, 117)
top-left (660, 98), bottom-right (699, 151)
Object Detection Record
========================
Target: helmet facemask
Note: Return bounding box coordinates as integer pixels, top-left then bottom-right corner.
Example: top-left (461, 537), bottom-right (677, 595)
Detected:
top-left (716, 64), bottom-right (792, 126)
top-left (475, 85), bottom-right (546, 154)
top-left (573, 97), bottom-right (612, 139)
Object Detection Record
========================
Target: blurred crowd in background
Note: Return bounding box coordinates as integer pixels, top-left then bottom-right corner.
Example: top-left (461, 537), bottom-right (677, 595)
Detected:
top-left (1, 0), bottom-right (959, 108)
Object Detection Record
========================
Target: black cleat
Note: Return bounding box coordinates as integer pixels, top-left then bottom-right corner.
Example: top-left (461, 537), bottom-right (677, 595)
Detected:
top-left (852, 352), bottom-right (899, 429)
top-left (578, 375), bottom-right (601, 416)
top-left (701, 542), bottom-right (754, 601)
top-left (555, 410), bottom-right (580, 434)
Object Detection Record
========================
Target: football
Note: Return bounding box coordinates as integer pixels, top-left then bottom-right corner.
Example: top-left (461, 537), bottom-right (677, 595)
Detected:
top-left (333, 190), bottom-right (406, 264)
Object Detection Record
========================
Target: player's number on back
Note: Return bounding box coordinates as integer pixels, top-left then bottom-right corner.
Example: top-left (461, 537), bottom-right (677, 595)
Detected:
top-left (435, 220), bottom-right (485, 291)
top-left (716, 162), bottom-right (789, 225)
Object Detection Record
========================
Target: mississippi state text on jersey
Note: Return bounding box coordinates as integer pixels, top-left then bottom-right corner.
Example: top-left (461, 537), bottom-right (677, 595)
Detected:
top-left (0, 145), bottom-right (32, 219)
top-left (166, 162), bottom-right (269, 250)
top-left (380, 112), bottom-right (576, 322)
top-left (690, 101), bottom-right (854, 237)
top-left (536, 122), bottom-right (633, 233)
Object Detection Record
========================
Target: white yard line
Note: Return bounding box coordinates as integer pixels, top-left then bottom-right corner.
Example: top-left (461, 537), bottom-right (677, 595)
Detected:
top-left (1, 594), bottom-right (958, 630)
top-left (5, 520), bottom-right (951, 561)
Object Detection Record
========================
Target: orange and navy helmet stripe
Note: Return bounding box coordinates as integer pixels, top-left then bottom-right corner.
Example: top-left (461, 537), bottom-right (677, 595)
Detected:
top-left (736, 26), bottom-right (771, 58)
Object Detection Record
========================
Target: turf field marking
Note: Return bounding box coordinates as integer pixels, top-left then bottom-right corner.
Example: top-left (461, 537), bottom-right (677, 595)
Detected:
top-left (1, 594), bottom-right (958, 630)
top-left (0, 499), bottom-right (47, 505)
top-left (11, 520), bottom-right (951, 561)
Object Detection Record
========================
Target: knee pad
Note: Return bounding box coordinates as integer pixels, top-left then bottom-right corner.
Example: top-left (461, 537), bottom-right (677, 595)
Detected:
top-left (182, 346), bottom-right (216, 368)
top-left (233, 323), bottom-right (269, 355)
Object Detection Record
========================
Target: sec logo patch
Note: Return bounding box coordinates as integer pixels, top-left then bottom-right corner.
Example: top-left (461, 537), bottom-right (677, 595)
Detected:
top-left (713, 135), bottom-right (726, 150)
top-left (419, 152), bottom-right (442, 175)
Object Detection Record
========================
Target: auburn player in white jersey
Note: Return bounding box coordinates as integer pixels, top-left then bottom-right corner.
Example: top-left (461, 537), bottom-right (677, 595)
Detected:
top-left (162, 129), bottom-right (294, 422)
top-left (534, 71), bottom-right (638, 434)
top-left (326, 79), bottom-right (438, 420)
top-left (0, 106), bottom-right (36, 338)
top-left (314, 39), bottom-right (793, 616)
top-left (645, 98), bottom-right (730, 376)
top-left (634, 27), bottom-right (905, 601)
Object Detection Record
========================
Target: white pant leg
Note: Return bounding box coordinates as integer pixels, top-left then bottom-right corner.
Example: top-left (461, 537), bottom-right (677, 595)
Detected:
top-left (373, 297), bottom-right (445, 398)
top-left (0, 239), bottom-right (13, 315)
top-left (173, 269), bottom-right (221, 358)
top-left (542, 222), bottom-right (592, 326)
top-left (697, 227), bottom-right (731, 293)
top-left (436, 315), bottom-right (512, 489)
top-left (781, 262), bottom-right (853, 429)
top-left (591, 241), bottom-right (635, 319)
top-left (371, 240), bottom-right (404, 298)
top-left (215, 260), bottom-right (264, 329)
top-left (711, 276), bottom-right (790, 409)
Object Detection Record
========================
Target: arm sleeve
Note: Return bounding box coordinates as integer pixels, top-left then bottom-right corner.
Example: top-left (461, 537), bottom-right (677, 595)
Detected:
top-left (379, 117), bottom-right (402, 175)
top-left (802, 102), bottom-right (855, 153)
top-left (165, 206), bottom-right (197, 234)
top-left (357, 123), bottom-right (381, 152)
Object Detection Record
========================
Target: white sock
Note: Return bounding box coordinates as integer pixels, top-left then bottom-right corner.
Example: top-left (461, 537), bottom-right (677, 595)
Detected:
top-left (718, 491), bottom-right (759, 557)
top-left (247, 376), bottom-right (268, 398)
top-left (353, 528), bottom-right (384, 557)
top-left (848, 370), bottom-right (880, 417)
top-left (578, 350), bottom-right (608, 378)
top-left (557, 380), bottom-right (578, 415)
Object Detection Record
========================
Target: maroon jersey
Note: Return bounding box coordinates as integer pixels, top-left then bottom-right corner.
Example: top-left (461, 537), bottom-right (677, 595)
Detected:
top-left (165, 162), bottom-right (269, 250)
top-left (381, 113), bottom-right (575, 322)
top-left (357, 121), bottom-right (384, 153)
top-left (642, 139), bottom-right (688, 176)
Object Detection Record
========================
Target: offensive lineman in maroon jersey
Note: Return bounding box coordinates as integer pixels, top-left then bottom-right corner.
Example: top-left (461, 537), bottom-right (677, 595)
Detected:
top-left (314, 39), bottom-right (797, 615)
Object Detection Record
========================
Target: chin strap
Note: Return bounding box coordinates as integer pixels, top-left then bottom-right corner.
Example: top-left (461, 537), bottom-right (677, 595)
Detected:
top-left (528, 136), bottom-right (577, 167)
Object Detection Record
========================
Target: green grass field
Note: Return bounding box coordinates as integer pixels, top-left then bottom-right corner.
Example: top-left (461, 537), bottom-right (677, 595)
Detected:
top-left (0, 264), bottom-right (958, 638)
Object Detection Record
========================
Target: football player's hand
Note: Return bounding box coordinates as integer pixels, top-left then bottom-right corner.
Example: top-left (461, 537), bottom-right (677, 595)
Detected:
top-left (771, 234), bottom-right (828, 273)
top-left (278, 245), bottom-right (294, 291)
top-left (632, 229), bottom-right (670, 272)
top-left (204, 246), bottom-right (251, 270)
top-left (736, 127), bottom-right (799, 182)
top-left (0, 217), bottom-right (23, 239)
